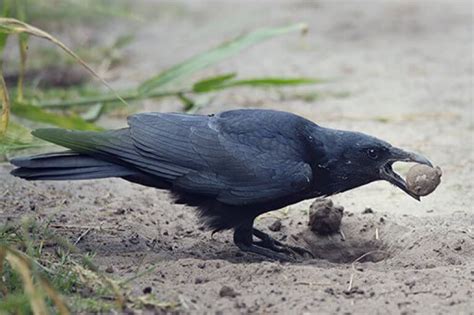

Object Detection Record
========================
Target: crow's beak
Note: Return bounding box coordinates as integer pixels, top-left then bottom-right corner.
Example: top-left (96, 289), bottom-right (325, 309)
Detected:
top-left (379, 147), bottom-right (433, 201)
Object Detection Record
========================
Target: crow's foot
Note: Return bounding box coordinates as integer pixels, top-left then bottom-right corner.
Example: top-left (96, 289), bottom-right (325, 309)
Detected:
top-left (233, 221), bottom-right (313, 261)
top-left (234, 240), bottom-right (294, 261)
top-left (253, 228), bottom-right (314, 259)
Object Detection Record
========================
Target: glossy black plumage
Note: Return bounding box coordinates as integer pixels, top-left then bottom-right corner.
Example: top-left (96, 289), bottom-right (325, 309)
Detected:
top-left (10, 109), bottom-right (432, 260)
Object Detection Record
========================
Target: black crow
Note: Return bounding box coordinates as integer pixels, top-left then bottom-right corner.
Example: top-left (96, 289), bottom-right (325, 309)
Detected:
top-left (10, 109), bottom-right (432, 260)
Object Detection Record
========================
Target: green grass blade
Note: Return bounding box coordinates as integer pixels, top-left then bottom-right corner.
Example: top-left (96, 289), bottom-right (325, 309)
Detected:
top-left (0, 32), bottom-right (8, 54)
top-left (12, 102), bottom-right (102, 130)
top-left (36, 76), bottom-right (319, 109)
top-left (35, 89), bottom-right (180, 108)
top-left (0, 293), bottom-right (31, 314)
top-left (194, 76), bottom-right (322, 92)
top-left (192, 73), bottom-right (237, 93)
top-left (1, 120), bottom-right (31, 142)
top-left (138, 23), bottom-right (308, 94)
top-left (0, 68), bottom-right (11, 135)
top-left (81, 103), bottom-right (104, 122)
top-left (0, 120), bottom-right (38, 154)
top-left (16, 0), bottom-right (28, 102)
top-left (0, 0), bottom-right (11, 53)
top-left (176, 92), bottom-right (195, 111)
top-left (0, 17), bottom-right (129, 106)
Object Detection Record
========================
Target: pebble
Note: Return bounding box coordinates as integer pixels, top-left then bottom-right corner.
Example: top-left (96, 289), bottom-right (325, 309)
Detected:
top-left (219, 286), bottom-right (239, 298)
top-left (268, 219), bottom-right (282, 232)
top-left (406, 165), bottom-right (442, 196)
top-left (105, 266), bottom-right (114, 273)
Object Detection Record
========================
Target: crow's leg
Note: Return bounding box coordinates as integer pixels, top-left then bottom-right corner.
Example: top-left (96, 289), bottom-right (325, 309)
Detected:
top-left (233, 221), bottom-right (291, 261)
top-left (253, 228), bottom-right (314, 258)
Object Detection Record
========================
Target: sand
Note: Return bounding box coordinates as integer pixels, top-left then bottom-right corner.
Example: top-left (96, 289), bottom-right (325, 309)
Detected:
top-left (1, 0), bottom-right (473, 313)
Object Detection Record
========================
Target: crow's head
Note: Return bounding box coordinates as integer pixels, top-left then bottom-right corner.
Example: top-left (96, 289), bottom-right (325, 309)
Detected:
top-left (317, 128), bottom-right (432, 200)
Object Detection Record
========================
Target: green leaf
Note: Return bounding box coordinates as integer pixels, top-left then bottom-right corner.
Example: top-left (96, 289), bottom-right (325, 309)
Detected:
top-left (176, 93), bottom-right (195, 111)
top-left (0, 32), bottom-right (8, 54)
top-left (11, 102), bottom-right (102, 131)
top-left (1, 120), bottom-right (31, 143)
top-left (194, 76), bottom-right (321, 93)
top-left (192, 73), bottom-right (237, 93)
top-left (0, 121), bottom-right (42, 154)
top-left (0, 0), bottom-right (13, 54)
top-left (81, 103), bottom-right (104, 122)
top-left (138, 23), bottom-right (308, 94)
top-left (0, 67), bottom-right (11, 135)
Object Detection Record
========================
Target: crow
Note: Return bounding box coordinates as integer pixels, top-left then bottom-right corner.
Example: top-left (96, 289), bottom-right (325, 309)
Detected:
top-left (10, 109), bottom-right (432, 260)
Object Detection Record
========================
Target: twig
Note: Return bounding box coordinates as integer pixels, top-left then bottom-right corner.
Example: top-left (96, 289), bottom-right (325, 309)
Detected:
top-left (347, 273), bottom-right (355, 292)
top-left (339, 229), bottom-right (346, 241)
top-left (295, 281), bottom-right (312, 286)
top-left (375, 228), bottom-right (379, 240)
top-left (347, 250), bottom-right (388, 292)
top-left (74, 228), bottom-right (92, 245)
top-left (0, 189), bottom-right (9, 199)
top-left (49, 224), bottom-right (121, 232)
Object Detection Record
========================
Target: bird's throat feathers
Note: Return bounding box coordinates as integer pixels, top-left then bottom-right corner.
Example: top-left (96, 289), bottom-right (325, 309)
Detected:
top-left (307, 127), bottom-right (386, 196)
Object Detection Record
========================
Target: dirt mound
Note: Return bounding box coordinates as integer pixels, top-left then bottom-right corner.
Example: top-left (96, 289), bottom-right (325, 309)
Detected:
top-left (298, 211), bottom-right (473, 268)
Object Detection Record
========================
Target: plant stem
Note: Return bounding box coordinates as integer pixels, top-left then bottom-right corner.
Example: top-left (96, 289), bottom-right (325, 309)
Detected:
top-left (36, 89), bottom-right (192, 108)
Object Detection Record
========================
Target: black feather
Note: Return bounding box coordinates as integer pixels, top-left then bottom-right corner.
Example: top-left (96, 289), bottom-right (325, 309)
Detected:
top-left (10, 108), bottom-right (421, 237)
top-left (10, 151), bottom-right (136, 180)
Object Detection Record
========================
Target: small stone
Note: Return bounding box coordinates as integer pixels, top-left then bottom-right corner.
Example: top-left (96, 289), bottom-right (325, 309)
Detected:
top-left (219, 286), bottom-right (239, 298)
top-left (268, 219), bottom-right (282, 232)
top-left (195, 277), bottom-right (206, 284)
top-left (404, 280), bottom-right (415, 289)
top-left (105, 266), bottom-right (114, 273)
top-left (343, 286), bottom-right (364, 295)
top-left (362, 207), bottom-right (374, 214)
top-left (114, 208), bottom-right (126, 215)
top-left (197, 262), bottom-right (206, 269)
top-left (324, 288), bottom-right (335, 295)
top-left (406, 165), bottom-right (442, 196)
top-left (142, 287), bottom-right (152, 294)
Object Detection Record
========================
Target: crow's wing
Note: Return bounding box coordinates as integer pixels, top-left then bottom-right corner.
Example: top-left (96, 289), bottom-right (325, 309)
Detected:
top-left (31, 128), bottom-right (191, 180)
top-left (128, 110), bottom-right (313, 205)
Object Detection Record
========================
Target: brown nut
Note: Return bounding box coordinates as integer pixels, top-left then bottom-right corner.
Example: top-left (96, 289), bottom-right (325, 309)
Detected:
top-left (406, 164), bottom-right (442, 196)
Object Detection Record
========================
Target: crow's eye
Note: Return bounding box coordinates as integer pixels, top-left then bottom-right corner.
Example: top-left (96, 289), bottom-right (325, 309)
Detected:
top-left (367, 148), bottom-right (379, 160)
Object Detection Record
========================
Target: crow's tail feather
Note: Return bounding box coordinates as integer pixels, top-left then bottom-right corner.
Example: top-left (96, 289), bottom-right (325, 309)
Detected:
top-left (10, 151), bottom-right (136, 180)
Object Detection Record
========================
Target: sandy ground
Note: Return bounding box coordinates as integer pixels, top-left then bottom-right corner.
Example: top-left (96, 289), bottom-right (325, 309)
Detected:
top-left (1, 0), bottom-right (473, 313)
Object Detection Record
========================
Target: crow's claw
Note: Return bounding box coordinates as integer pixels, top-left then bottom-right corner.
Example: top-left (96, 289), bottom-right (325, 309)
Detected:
top-left (234, 241), bottom-right (295, 262)
top-left (253, 228), bottom-right (314, 259)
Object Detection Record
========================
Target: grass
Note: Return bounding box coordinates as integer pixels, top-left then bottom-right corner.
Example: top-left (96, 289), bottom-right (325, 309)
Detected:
top-left (0, 16), bottom-right (321, 156)
top-left (0, 217), bottom-right (177, 314)
top-left (0, 1), bottom-right (328, 312)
